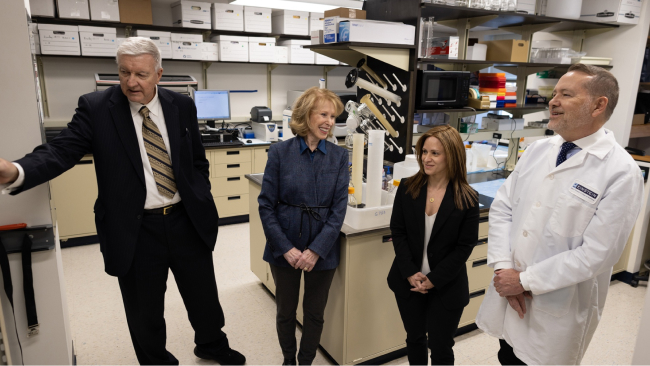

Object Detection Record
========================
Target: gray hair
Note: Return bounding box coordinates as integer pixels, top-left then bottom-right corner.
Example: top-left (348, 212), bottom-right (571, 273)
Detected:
top-left (116, 37), bottom-right (162, 71)
top-left (567, 63), bottom-right (619, 121)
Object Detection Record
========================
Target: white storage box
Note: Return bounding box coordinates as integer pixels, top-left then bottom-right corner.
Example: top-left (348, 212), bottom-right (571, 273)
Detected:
top-left (483, 117), bottom-right (525, 131)
top-left (171, 1), bottom-right (211, 29)
top-left (212, 35), bottom-right (249, 62)
top-left (29, 0), bottom-right (55, 17)
top-left (244, 6), bottom-right (272, 33)
top-left (315, 53), bottom-right (338, 65)
top-left (249, 37), bottom-right (275, 63)
top-left (343, 183), bottom-right (395, 231)
top-left (311, 29), bottom-right (323, 45)
top-left (38, 23), bottom-right (80, 56)
top-left (324, 16), bottom-right (349, 44)
top-left (57, 0), bottom-right (90, 19)
top-left (339, 19), bottom-right (415, 45)
top-left (171, 33), bottom-right (202, 60)
top-left (116, 37), bottom-right (126, 51)
top-left (279, 40), bottom-right (314, 64)
top-left (201, 42), bottom-right (218, 61)
top-left (29, 23), bottom-right (41, 55)
top-left (467, 43), bottom-right (487, 61)
top-left (89, 0), bottom-right (120, 22)
top-left (275, 46), bottom-right (288, 63)
top-left (133, 30), bottom-right (173, 59)
top-left (79, 25), bottom-right (117, 57)
top-left (272, 10), bottom-right (309, 35)
top-left (580, 0), bottom-right (642, 25)
top-left (515, 0), bottom-right (536, 14)
top-left (211, 3), bottom-right (244, 31)
top-left (310, 12), bottom-right (324, 33)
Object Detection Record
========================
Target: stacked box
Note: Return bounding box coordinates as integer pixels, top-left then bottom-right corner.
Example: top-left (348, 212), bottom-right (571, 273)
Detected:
top-left (212, 35), bottom-right (249, 62)
top-left (309, 12), bottom-right (324, 33)
top-left (505, 86), bottom-right (517, 108)
top-left (244, 6), bottom-right (272, 33)
top-left (212, 3), bottom-right (244, 31)
top-left (272, 10), bottom-right (309, 35)
top-left (89, 0), bottom-right (120, 22)
top-left (133, 30), bottom-right (173, 59)
top-left (38, 24), bottom-right (80, 56)
top-left (29, 0), bottom-right (56, 17)
top-left (479, 73), bottom-right (506, 109)
top-left (57, 0), bottom-right (90, 19)
top-left (79, 25), bottom-right (117, 57)
top-left (275, 46), bottom-right (288, 63)
top-left (171, 1), bottom-right (211, 29)
top-left (278, 40), bottom-right (314, 64)
top-left (249, 37), bottom-right (275, 63)
top-left (171, 33), bottom-right (202, 60)
top-left (201, 42), bottom-right (218, 61)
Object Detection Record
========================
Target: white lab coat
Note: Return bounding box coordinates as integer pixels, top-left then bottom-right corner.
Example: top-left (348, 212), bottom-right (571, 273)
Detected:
top-left (476, 128), bottom-right (643, 365)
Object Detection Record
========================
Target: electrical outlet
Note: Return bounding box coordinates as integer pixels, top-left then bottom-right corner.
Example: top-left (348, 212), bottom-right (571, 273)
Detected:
top-left (493, 133), bottom-right (502, 139)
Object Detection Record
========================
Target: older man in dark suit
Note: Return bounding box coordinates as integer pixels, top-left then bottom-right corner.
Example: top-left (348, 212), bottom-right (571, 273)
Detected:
top-left (0, 38), bottom-right (245, 365)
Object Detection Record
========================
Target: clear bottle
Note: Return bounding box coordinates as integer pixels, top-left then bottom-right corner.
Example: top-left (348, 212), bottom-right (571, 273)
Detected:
top-left (382, 169), bottom-right (387, 190)
top-left (425, 17), bottom-right (435, 59)
top-left (348, 186), bottom-right (358, 208)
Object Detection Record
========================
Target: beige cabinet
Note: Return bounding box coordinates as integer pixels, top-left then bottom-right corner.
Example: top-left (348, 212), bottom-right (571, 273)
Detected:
top-left (253, 147), bottom-right (270, 174)
top-left (49, 156), bottom-right (98, 240)
top-left (208, 147), bottom-right (252, 218)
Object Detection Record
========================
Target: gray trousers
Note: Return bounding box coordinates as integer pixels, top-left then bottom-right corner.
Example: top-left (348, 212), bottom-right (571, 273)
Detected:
top-left (270, 264), bottom-right (336, 365)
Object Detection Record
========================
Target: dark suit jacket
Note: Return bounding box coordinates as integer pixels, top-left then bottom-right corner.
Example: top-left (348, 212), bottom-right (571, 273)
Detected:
top-left (388, 178), bottom-right (479, 309)
top-left (12, 85), bottom-right (218, 277)
top-left (258, 137), bottom-right (349, 271)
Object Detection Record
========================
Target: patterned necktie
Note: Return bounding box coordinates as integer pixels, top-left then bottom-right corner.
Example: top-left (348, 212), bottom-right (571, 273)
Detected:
top-left (139, 106), bottom-right (177, 199)
top-left (556, 142), bottom-right (577, 167)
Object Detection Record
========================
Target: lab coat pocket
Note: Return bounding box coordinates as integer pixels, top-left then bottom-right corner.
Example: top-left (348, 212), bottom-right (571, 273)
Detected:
top-left (548, 193), bottom-right (596, 238)
top-left (531, 284), bottom-right (576, 317)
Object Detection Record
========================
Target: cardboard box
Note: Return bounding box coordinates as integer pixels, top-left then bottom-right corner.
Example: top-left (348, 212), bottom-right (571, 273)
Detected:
top-left (212, 35), bottom-right (248, 62)
top-left (279, 39), bottom-right (314, 64)
top-left (633, 114), bottom-right (646, 125)
top-left (338, 19), bottom-right (415, 45)
top-left (249, 36), bottom-right (275, 63)
top-left (275, 46), bottom-right (288, 63)
top-left (580, 0), bottom-right (643, 25)
top-left (201, 42), bottom-right (218, 61)
top-left (272, 9), bottom-right (309, 35)
top-left (480, 39), bottom-right (530, 62)
top-left (171, 33), bottom-right (202, 59)
top-left (244, 6), bottom-right (272, 33)
top-left (29, 0), bottom-right (55, 17)
top-left (323, 16), bottom-right (349, 43)
top-left (57, 0), bottom-right (90, 19)
top-left (38, 23), bottom-right (80, 55)
top-left (324, 7), bottom-right (366, 19)
top-left (133, 30), bottom-right (172, 59)
top-left (212, 3), bottom-right (243, 31)
top-left (171, 1), bottom-right (211, 29)
top-left (89, 0), bottom-right (120, 22)
top-left (79, 25), bottom-right (117, 56)
top-left (29, 23), bottom-right (41, 55)
top-left (310, 12), bottom-right (324, 33)
top-left (118, 0), bottom-right (152, 24)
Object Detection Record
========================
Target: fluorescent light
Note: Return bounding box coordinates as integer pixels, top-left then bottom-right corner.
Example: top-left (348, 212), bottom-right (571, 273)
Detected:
top-left (229, 0), bottom-right (361, 12)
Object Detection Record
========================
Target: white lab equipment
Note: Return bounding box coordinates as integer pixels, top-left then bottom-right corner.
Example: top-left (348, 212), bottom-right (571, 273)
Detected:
top-left (345, 68), bottom-right (402, 105)
top-left (351, 133), bottom-right (365, 203)
top-left (251, 122), bottom-right (278, 142)
top-left (282, 109), bottom-right (294, 139)
top-left (343, 182), bottom-right (395, 230)
top-left (471, 143), bottom-right (492, 168)
top-left (393, 154), bottom-right (420, 182)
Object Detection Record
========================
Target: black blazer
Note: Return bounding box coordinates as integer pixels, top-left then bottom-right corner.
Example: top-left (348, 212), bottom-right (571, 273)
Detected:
top-left (12, 85), bottom-right (218, 277)
top-left (388, 178), bottom-right (479, 309)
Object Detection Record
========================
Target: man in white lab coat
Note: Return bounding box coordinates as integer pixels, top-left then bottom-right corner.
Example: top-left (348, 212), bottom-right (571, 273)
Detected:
top-left (476, 63), bottom-right (644, 365)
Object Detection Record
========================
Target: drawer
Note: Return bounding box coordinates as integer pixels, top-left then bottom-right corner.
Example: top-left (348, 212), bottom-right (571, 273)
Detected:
top-left (210, 176), bottom-right (248, 197)
top-left (458, 289), bottom-right (485, 327)
top-left (467, 257), bottom-right (492, 292)
top-left (215, 194), bottom-right (249, 217)
top-left (479, 220), bottom-right (489, 239)
top-left (467, 239), bottom-right (488, 262)
top-left (211, 162), bottom-right (252, 178)
top-left (253, 147), bottom-right (270, 174)
top-left (212, 148), bottom-right (252, 165)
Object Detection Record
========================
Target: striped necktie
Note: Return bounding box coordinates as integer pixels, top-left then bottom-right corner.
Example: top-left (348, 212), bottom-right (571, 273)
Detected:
top-left (139, 106), bottom-right (177, 199)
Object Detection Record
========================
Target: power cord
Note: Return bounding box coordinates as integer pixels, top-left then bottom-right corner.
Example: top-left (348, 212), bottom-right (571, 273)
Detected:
top-left (462, 106), bottom-right (477, 142)
top-left (492, 118), bottom-right (517, 176)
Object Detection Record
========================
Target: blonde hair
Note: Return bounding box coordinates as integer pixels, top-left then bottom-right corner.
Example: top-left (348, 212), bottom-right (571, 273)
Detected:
top-left (290, 87), bottom-right (344, 138)
top-left (405, 125), bottom-right (477, 210)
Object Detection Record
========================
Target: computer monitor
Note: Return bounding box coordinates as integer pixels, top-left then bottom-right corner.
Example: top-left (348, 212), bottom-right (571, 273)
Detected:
top-left (192, 90), bottom-right (231, 126)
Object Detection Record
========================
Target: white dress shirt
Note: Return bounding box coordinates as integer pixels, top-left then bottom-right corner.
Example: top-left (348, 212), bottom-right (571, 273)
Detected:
top-left (421, 212), bottom-right (437, 275)
top-left (2, 86), bottom-right (181, 210)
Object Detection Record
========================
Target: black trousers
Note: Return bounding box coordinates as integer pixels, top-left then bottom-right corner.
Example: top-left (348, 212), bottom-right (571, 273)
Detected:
top-left (270, 264), bottom-right (336, 365)
top-left (117, 205), bottom-right (228, 365)
top-left (394, 291), bottom-right (464, 365)
top-left (498, 339), bottom-right (527, 365)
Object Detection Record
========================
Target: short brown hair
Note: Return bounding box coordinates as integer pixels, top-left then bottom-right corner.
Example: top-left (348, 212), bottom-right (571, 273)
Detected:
top-left (567, 63), bottom-right (619, 120)
top-left (405, 125), bottom-right (477, 210)
top-left (290, 87), bottom-right (344, 138)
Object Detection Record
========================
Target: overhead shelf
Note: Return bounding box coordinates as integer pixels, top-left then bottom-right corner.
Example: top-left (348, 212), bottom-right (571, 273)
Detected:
top-left (416, 104), bottom-right (548, 114)
top-left (304, 42), bottom-right (414, 71)
top-left (414, 126), bottom-right (550, 143)
top-left (630, 124), bottom-right (650, 139)
top-left (419, 4), bottom-right (619, 32)
top-left (418, 58), bottom-right (613, 70)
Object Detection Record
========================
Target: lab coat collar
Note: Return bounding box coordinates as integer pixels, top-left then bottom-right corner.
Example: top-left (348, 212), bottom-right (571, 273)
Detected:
top-left (128, 86), bottom-right (161, 118)
top-left (548, 128), bottom-right (616, 173)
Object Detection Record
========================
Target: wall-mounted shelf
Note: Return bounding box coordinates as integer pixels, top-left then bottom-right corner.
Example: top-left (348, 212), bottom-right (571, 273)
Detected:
top-left (420, 4), bottom-right (620, 32)
top-left (414, 126), bottom-right (550, 144)
top-left (31, 16), bottom-right (311, 40)
top-left (305, 42), bottom-right (414, 71)
top-left (630, 124), bottom-right (650, 139)
top-left (418, 58), bottom-right (613, 70)
top-left (416, 104), bottom-right (548, 114)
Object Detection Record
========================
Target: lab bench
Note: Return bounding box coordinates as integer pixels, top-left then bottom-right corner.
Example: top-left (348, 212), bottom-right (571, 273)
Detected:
top-left (246, 172), bottom-right (492, 365)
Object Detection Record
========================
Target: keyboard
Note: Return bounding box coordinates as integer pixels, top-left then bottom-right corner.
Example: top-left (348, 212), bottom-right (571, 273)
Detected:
top-left (202, 141), bottom-right (244, 147)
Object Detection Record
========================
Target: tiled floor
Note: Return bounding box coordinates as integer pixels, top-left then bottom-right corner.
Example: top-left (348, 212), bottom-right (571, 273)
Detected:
top-left (61, 222), bottom-right (647, 365)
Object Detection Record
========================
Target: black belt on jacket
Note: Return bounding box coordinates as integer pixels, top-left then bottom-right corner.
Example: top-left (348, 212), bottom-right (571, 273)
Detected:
top-left (143, 201), bottom-right (183, 216)
top-left (279, 201), bottom-right (330, 246)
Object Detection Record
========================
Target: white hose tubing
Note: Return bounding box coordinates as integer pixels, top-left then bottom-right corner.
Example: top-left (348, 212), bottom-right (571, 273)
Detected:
top-left (355, 77), bottom-right (402, 104)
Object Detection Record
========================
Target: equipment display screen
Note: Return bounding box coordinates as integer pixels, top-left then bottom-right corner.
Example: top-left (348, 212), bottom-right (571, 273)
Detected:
top-left (194, 90), bottom-right (230, 120)
top-left (426, 77), bottom-right (456, 101)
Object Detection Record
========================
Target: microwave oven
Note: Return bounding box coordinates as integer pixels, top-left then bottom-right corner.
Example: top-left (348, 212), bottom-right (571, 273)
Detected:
top-left (416, 70), bottom-right (470, 109)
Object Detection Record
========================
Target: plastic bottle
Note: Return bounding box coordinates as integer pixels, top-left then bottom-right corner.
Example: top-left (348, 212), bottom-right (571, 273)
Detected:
top-left (348, 187), bottom-right (358, 208)
top-left (382, 168), bottom-right (387, 190)
top-left (425, 17), bottom-right (435, 58)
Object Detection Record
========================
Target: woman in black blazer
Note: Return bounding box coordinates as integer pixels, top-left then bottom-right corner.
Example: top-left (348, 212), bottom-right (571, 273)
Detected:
top-left (388, 125), bottom-right (479, 365)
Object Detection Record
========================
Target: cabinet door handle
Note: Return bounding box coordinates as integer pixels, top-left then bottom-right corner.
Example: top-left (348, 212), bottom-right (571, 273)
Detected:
top-left (227, 151), bottom-right (240, 155)
top-left (227, 164), bottom-right (240, 168)
top-left (469, 289), bottom-right (486, 299)
top-left (228, 196), bottom-right (241, 200)
top-left (227, 177), bottom-right (241, 181)
top-left (472, 259), bottom-right (488, 268)
top-left (77, 160), bottom-right (93, 165)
